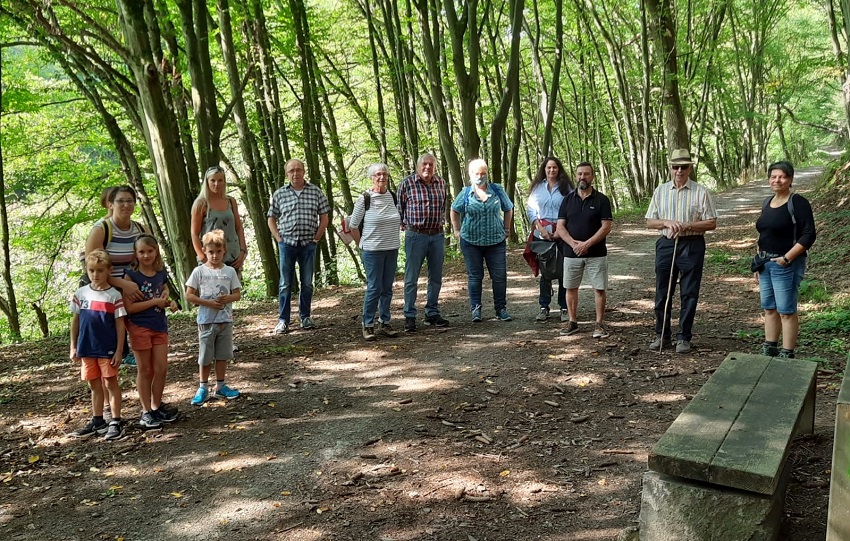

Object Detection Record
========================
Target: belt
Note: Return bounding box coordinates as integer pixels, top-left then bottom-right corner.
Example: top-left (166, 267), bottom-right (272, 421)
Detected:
top-left (757, 250), bottom-right (781, 259)
top-left (661, 235), bottom-right (704, 241)
top-left (409, 227), bottom-right (442, 235)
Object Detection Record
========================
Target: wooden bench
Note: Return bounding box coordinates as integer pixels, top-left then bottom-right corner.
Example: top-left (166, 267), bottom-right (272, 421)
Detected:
top-left (827, 368), bottom-right (850, 540)
top-left (639, 352), bottom-right (817, 541)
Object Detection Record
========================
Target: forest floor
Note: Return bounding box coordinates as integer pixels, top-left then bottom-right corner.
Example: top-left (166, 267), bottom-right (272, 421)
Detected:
top-left (1, 166), bottom-right (846, 541)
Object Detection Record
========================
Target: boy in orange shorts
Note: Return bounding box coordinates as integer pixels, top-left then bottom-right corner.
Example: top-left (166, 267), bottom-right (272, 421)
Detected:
top-left (69, 249), bottom-right (126, 441)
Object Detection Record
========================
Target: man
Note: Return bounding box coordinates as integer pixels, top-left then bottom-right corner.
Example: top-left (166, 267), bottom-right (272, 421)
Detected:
top-left (267, 159), bottom-right (330, 335)
top-left (645, 148), bottom-right (717, 353)
top-left (398, 153), bottom-right (450, 332)
top-left (555, 162), bottom-right (613, 338)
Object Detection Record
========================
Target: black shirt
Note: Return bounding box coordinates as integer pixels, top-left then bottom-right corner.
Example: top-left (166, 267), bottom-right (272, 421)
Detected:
top-left (756, 194), bottom-right (816, 255)
top-left (558, 188), bottom-right (613, 258)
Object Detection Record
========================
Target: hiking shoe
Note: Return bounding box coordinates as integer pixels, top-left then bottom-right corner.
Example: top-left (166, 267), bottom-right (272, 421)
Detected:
top-left (777, 349), bottom-right (796, 359)
top-left (675, 340), bottom-right (692, 354)
top-left (424, 314), bottom-right (450, 327)
top-left (471, 305), bottom-right (483, 322)
top-left (139, 411), bottom-right (163, 429)
top-left (191, 386), bottom-right (209, 405)
top-left (761, 343), bottom-right (780, 357)
top-left (214, 384), bottom-right (240, 400)
top-left (496, 308), bottom-right (512, 322)
top-left (536, 307), bottom-right (549, 322)
top-left (362, 326), bottom-right (377, 341)
top-left (404, 317), bottom-right (417, 333)
top-left (378, 322), bottom-right (399, 338)
top-left (70, 418), bottom-right (108, 438)
top-left (122, 353), bottom-right (136, 367)
top-left (300, 316), bottom-right (316, 330)
top-left (274, 321), bottom-right (289, 335)
top-left (592, 325), bottom-right (610, 339)
top-left (153, 403), bottom-right (179, 423)
top-left (649, 336), bottom-right (674, 350)
top-left (560, 321), bottom-right (579, 336)
top-left (104, 420), bottom-right (124, 441)
top-left (560, 309), bottom-right (570, 322)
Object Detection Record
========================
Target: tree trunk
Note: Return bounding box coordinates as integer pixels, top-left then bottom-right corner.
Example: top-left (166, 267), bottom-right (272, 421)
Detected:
top-left (0, 53), bottom-right (22, 341)
top-left (489, 0), bottom-right (524, 187)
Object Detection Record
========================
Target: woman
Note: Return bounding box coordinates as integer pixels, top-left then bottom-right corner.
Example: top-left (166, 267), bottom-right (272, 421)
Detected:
top-left (191, 166), bottom-right (248, 275)
top-left (451, 159), bottom-right (514, 322)
top-left (349, 164), bottom-right (401, 341)
top-left (755, 161), bottom-right (816, 359)
top-left (525, 157), bottom-right (574, 322)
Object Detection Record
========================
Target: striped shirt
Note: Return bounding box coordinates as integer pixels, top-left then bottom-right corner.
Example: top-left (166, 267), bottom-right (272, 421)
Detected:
top-left (349, 191), bottom-right (401, 251)
top-left (100, 218), bottom-right (143, 277)
top-left (398, 173), bottom-right (447, 230)
top-left (267, 183), bottom-right (331, 245)
top-left (451, 183), bottom-right (514, 246)
top-left (645, 179), bottom-right (717, 237)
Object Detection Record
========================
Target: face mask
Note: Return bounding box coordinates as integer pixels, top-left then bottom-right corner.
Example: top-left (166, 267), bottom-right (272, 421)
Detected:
top-left (472, 175), bottom-right (487, 186)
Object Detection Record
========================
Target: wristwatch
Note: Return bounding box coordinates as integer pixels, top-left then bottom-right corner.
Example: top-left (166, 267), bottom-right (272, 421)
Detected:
top-left (780, 256), bottom-right (790, 265)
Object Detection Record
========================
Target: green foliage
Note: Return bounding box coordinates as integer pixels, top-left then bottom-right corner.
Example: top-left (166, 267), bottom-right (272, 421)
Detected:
top-left (704, 249), bottom-right (749, 275)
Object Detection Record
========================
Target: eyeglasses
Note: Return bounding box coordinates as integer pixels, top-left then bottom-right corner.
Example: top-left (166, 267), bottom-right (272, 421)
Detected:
top-left (671, 165), bottom-right (690, 171)
top-left (114, 199), bottom-right (136, 205)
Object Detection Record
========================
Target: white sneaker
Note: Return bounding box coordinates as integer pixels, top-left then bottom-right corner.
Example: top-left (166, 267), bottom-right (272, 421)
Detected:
top-left (560, 309), bottom-right (570, 322)
top-left (273, 321), bottom-right (289, 335)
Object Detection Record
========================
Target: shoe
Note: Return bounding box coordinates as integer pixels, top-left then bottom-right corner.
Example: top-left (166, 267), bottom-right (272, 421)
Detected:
top-left (274, 321), bottom-right (289, 335)
top-left (560, 321), bottom-right (579, 336)
top-left (592, 325), bottom-right (610, 339)
top-left (649, 336), bottom-right (674, 350)
top-left (300, 316), bottom-right (316, 329)
top-left (122, 353), bottom-right (136, 367)
top-left (139, 411), bottom-right (163, 429)
top-left (191, 386), bottom-right (209, 405)
top-left (496, 308), bottom-right (512, 322)
top-left (777, 349), bottom-right (796, 359)
top-left (761, 343), bottom-right (780, 357)
top-left (104, 420), bottom-right (124, 441)
top-left (675, 340), bottom-right (692, 354)
top-left (560, 309), bottom-right (570, 322)
top-left (378, 322), bottom-right (399, 338)
top-left (424, 314), bottom-right (450, 327)
top-left (404, 317), bottom-right (417, 333)
top-left (471, 305), bottom-right (482, 322)
top-left (214, 384), bottom-right (240, 400)
top-left (536, 307), bottom-right (549, 322)
top-left (70, 418), bottom-right (108, 438)
top-left (232, 344), bottom-right (240, 354)
top-left (152, 403), bottom-right (179, 423)
top-left (362, 326), bottom-right (377, 341)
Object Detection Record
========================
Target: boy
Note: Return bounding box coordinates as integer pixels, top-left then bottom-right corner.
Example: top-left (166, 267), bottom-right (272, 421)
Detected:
top-left (186, 229), bottom-right (242, 404)
top-left (69, 249), bottom-right (126, 441)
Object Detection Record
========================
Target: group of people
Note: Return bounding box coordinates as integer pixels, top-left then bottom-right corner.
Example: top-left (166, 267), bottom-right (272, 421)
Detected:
top-left (68, 148), bottom-right (816, 441)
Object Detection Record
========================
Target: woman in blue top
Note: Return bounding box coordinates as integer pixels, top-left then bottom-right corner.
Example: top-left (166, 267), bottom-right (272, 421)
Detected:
top-left (450, 159), bottom-right (514, 322)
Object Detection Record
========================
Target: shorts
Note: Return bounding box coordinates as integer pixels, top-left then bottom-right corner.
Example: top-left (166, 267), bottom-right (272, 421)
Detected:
top-left (198, 322), bottom-right (233, 366)
top-left (759, 257), bottom-right (806, 315)
top-left (563, 256), bottom-right (608, 290)
top-left (127, 321), bottom-right (169, 350)
top-left (80, 357), bottom-right (118, 381)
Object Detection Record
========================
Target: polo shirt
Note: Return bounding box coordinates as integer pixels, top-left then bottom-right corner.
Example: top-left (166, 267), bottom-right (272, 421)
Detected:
top-left (557, 188), bottom-right (613, 258)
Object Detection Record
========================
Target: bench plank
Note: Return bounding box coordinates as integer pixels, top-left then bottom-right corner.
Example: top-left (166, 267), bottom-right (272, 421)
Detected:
top-left (827, 370), bottom-right (850, 541)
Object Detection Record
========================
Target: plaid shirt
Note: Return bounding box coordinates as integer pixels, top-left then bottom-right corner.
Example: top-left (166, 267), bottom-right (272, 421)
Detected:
top-left (267, 183), bottom-right (331, 244)
top-left (645, 179), bottom-right (717, 237)
top-left (398, 172), bottom-right (447, 230)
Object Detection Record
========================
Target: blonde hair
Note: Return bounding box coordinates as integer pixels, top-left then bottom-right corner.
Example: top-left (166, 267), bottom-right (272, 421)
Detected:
top-left (85, 249), bottom-right (112, 268)
top-left (193, 166), bottom-right (226, 214)
top-left (202, 229), bottom-right (226, 249)
top-left (131, 235), bottom-right (165, 271)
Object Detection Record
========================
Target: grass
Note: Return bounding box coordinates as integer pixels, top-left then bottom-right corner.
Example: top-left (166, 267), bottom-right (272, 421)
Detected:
top-left (705, 249), bottom-right (750, 275)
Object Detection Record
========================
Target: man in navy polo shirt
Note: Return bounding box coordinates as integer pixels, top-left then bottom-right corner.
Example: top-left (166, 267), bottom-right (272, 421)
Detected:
top-left (555, 162), bottom-right (613, 338)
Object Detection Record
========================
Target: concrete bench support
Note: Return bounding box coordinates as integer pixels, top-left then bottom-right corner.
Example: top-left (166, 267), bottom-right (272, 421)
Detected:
top-left (827, 370), bottom-right (850, 541)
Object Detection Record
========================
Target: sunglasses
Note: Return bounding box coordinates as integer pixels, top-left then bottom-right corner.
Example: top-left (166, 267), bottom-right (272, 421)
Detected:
top-left (671, 165), bottom-right (690, 170)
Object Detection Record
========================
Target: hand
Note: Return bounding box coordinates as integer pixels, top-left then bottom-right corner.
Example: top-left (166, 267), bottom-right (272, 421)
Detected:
top-left (156, 297), bottom-right (171, 309)
top-left (111, 353), bottom-right (122, 367)
top-left (453, 230), bottom-right (461, 240)
top-left (70, 347), bottom-right (79, 362)
top-left (574, 240), bottom-right (589, 257)
top-left (664, 220), bottom-right (687, 239)
top-left (169, 300), bottom-right (180, 312)
top-left (770, 256), bottom-right (788, 267)
top-left (123, 281), bottom-right (143, 301)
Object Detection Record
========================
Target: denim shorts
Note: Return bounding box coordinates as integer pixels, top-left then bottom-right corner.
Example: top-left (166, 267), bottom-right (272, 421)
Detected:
top-left (759, 257), bottom-right (806, 315)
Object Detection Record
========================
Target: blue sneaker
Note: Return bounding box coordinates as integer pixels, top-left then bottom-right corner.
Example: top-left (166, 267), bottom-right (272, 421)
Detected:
top-left (496, 308), bottom-right (512, 322)
top-left (214, 384), bottom-right (240, 400)
top-left (191, 386), bottom-right (209, 405)
top-left (471, 305), bottom-right (482, 322)
top-left (122, 353), bottom-right (137, 366)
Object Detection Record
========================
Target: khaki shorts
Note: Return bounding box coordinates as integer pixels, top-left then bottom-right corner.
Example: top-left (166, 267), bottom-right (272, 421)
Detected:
top-left (198, 322), bottom-right (233, 366)
top-left (80, 357), bottom-right (118, 381)
top-left (563, 256), bottom-right (608, 290)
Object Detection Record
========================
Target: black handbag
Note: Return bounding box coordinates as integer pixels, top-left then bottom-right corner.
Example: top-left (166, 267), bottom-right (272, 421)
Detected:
top-left (751, 253), bottom-right (773, 273)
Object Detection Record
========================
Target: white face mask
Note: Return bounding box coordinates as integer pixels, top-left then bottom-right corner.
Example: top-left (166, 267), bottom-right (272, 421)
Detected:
top-left (472, 175), bottom-right (487, 186)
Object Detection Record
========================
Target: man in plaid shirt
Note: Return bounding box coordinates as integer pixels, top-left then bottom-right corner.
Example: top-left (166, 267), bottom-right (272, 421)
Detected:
top-left (267, 159), bottom-right (330, 335)
top-left (398, 153), bottom-right (450, 332)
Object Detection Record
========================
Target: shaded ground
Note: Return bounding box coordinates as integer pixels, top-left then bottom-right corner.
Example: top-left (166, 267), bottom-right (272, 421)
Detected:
top-left (0, 168), bottom-right (843, 540)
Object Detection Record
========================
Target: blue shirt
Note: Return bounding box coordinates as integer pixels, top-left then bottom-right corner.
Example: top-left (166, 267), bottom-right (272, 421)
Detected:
top-left (451, 183), bottom-right (514, 246)
top-left (124, 269), bottom-right (169, 332)
top-left (526, 181), bottom-right (569, 224)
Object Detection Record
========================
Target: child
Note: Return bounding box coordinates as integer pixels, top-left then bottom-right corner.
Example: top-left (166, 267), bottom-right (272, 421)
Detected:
top-left (123, 235), bottom-right (180, 428)
top-left (69, 249), bottom-right (126, 441)
top-left (185, 229), bottom-right (242, 404)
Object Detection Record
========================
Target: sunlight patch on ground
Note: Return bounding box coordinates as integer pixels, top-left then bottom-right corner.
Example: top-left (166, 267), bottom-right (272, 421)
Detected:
top-left (564, 373), bottom-right (603, 388)
top-left (638, 392), bottom-right (688, 403)
top-left (609, 273), bottom-right (642, 282)
top-left (547, 527), bottom-right (629, 540)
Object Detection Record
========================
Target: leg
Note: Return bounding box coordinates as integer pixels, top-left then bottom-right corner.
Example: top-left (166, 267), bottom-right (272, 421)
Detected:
top-left (278, 242), bottom-right (297, 324)
top-left (423, 233), bottom-right (445, 317)
top-left (654, 238), bottom-right (677, 338)
top-left (676, 239), bottom-right (705, 341)
top-left (594, 290), bottom-right (607, 324)
top-left (562, 257), bottom-right (586, 323)
top-left (483, 241), bottom-right (508, 311)
top-left (361, 250), bottom-right (381, 327)
top-left (460, 238), bottom-right (485, 311)
top-left (556, 279), bottom-right (567, 310)
top-left (297, 243), bottom-right (317, 319)
top-left (585, 257), bottom-right (609, 325)
top-left (403, 231), bottom-right (427, 318)
top-left (215, 359), bottom-right (227, 382)
top-left (566, 289), bottom-right (579, 322)
top-left (764, 309), bottom-right (781, 342)
top-left (539, 277), bottom-right (553, 309)
top-left (103, 376), bottom-right (121, 419)
top-left (780, 313), bottom-right (800, 351)
top-left (378, 250), bottom-right (398, 323)
top-left (89, 376), bottom-right (105, 417)
top-left (150, 343), bottom-right (169, 410)
top-left (134, 348), bottom-right (154, 411)
top-left (773, 257), bottom-right (807, 351)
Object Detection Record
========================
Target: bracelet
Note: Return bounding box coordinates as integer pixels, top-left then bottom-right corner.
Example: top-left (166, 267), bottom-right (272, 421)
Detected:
top-left (781, 256), bottom-right (790, 264)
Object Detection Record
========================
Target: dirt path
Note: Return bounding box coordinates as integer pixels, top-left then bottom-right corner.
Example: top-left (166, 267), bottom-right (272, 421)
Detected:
top-left (0, 169), bottom-right (838, 541)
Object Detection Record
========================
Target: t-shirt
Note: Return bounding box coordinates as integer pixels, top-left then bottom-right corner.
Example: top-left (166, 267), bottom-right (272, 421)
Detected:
top-left (557, 189), bottom-right (613, 258)
top-left (99, 218), bottom-right (144, 278)
top-left (70, 285), bottom-right (127, 358)
top-left (123, 269), bottom-right (168, 332)
top-left (348, 191), bottom-right (401, 251)
top-left (185, 264), bottom-right (241, 324)
top-left (756, 195), bottom-right (816, 255)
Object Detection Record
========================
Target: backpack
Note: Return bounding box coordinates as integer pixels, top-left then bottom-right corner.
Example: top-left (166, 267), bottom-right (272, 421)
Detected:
top-left (358, 190), bottom-right (398, 234)
top-left (762, 194), bottom-right (796, 243)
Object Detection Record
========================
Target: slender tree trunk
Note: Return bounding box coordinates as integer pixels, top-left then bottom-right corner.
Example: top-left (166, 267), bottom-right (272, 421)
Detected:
top-left (489, 0), bottom-right (524, 187)
top-left (0, 53), bottom-right (22, 341)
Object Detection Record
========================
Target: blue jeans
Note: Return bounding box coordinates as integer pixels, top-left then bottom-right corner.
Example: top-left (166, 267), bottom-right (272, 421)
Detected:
top-left (759, 257), bottom-right (806, 314)
top-left (278, 241), bottom-right (316, 324)
top-left (539, 276), bottom-right (566, 310)
top-left (361, 249), bottom-right (398, 327)
top-left (460, 238), bottom-right (508, 312)
top-left (403, 231), bottom-right (445, 318)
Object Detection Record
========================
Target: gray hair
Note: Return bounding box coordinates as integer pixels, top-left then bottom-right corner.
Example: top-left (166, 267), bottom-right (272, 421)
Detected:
top-left (367, 163), bottom-right (389, 177)
top-left (467, 158), bottom-right (488, 178)
top-left (417, 153), bottom-right (437, 168)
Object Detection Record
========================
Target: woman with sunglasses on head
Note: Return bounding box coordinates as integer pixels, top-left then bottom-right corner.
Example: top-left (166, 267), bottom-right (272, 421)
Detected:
top-left (191, 166), bottom-right (248, 277)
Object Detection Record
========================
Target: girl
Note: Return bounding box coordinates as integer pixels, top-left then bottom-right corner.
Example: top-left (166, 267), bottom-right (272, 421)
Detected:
top-left (123, 235), bottom-right (179, 428)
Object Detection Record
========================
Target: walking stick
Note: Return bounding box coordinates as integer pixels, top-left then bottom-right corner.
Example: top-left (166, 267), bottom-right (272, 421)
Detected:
top-left (658, 234), bottom-right (679, 354)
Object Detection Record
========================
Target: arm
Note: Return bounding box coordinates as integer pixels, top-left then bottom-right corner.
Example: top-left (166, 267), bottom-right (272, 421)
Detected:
top-left (267, 216), bottom-right (281, 243)
top-left (556, 218), bottom-right (577, 248)
top-left (450, 209), bottom-right (463, 240)
top-left (574, 220), bottom-right (613, 256)
top-left (223, 287), bottom-right (242, 304)
top-left (112, 317), bottom-right (125, 367)
top-left (314, 213), bottom-right (329, 242)
top-left (123, 293), bottom-right (169, 314)
top-left (190, 201), bottom-right (207, 262)
top-left (70, 313), bottom-right (80, 362)
top-left (503, 209), bottom-right (513, 235)
top-left (186, 285), bottom-right (225, 310)
top-left (349, 196), bottom-right (366, 245)
top-left (84, 222), bottom-right (105, 257)
top-left (777, 197), bottom-right (816, 266)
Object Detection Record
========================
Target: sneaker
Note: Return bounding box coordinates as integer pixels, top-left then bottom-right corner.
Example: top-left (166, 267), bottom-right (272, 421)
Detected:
top-left (70, 418), bottom-right (108, 438)
top-left (191, 386), bottom-right (209, 405)
top-left (560, 321), bottom-right (579, 336)
top-left (139, 411), bottom-right (163, 429)
top-left (592, 325), bottom-right (610, 339)
top-left (152, 403), bottom-right (179, 423)
top-left (362, 326), bottom-right (377, 341)
top-left (424, 314), bottom-right (450, 327)
top-left (560, 309), bottom-right (570, 322)
top-left (104, 420), bottom-right (124, 441)
top-left (761, 343), bottom-right (780, 357)
top-left (496, 308), bottom-right (512, 322)
top-left (471, 305), bottom-right (483, 322)
top-left (536, 307), bottom-right (549, 322)
top-left (122, 353), bottom-right (136, 367)
top-left (675, 340), bottom-right (692, 354)
top-left (649, 336), bottom-right (674, 350)
top-left (274, 321), bottom-right (289, 335)
top-left (300, 316), bottom-right (316, 330)
top-left (378, 322), bottom-right (399, 338)
top-left (404, 317), bottom-right (417, 333)
top-left (777, 349), bottom-right (796, 359)
top-left (214, 384), bottom-right (240, 400)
